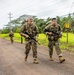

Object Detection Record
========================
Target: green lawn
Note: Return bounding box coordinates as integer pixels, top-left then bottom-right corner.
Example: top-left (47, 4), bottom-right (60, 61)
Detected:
top-left (0, 33), bottom-right (22, 42)
top-left (0, 33), bottom-right (74, 52)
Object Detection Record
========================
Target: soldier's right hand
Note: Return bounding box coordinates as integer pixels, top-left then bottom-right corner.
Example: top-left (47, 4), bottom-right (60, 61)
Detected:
top-left (47, 32), bottom-right (52, 35)
top-left (25, 34), bottom-right (29, 38)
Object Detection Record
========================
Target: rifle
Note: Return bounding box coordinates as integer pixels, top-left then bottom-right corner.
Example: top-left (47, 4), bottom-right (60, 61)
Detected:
top-left (9, 33), bottom-right (14, 37)
top-left (23, 31), bottom-right (40, 45)
top-left (44, 29), bottom-right (59, 37)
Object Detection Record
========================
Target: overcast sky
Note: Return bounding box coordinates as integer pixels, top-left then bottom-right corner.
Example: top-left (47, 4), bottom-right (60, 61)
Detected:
top-left (0, 0), bottom-right (74, 29)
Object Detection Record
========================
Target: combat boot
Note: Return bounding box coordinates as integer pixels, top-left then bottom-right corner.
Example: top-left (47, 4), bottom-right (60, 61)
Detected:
top-left (34, 58), bottom-right (39, 64)
top-left (49, 56), bottom-right (54, 61)
top-left (24, 55), bottom-right (28, 61)
top-left (59, 56), bottom-right (65, 63)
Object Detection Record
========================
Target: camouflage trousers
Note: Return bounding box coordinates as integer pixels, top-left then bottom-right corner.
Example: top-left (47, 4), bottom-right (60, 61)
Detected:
top-left (25, 40), bottom-right (37, 58)
top-left (48, 40), bottom-right (62, 57)
top-left (10, 37), bottom-right (13, 43)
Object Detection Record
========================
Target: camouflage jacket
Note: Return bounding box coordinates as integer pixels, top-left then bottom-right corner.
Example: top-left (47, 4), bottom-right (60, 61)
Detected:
top-left (9, 32), bottom-right (14, 37)
top-left (20, 22), bottom-right (38, 41)
top-left (44, 23), bottom-right (62, 41)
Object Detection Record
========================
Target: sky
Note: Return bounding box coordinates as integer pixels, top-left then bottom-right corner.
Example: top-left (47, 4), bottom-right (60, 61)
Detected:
top-left (0, 0), bottom-right (74, 29)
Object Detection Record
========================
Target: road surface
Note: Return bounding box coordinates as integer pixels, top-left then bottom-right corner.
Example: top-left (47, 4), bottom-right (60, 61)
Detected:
top-left (0, 38), bottom-right (74, 75)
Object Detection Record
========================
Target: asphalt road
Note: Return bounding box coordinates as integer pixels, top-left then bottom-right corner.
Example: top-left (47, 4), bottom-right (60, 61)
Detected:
top-left (0, 38), bottom-right (74, 75)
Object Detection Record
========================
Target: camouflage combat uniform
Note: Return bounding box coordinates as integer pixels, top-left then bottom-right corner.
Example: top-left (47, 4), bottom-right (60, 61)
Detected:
top-left (20, 22), bottom-right (39, 63)
top-left (44, 23), bottom-right (65, 63)
top-left (9, 31), bottom-right (14, 44)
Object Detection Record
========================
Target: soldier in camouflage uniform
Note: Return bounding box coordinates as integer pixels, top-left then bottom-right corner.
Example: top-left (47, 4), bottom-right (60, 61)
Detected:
top-left (9, 31), bottom-right (14, 44)
top-left (20, 18), bottom-right (39, 64)
top-left (21, 20), bottom-right (28, 44)
top-left (44, 18), bottom-right (65, 63)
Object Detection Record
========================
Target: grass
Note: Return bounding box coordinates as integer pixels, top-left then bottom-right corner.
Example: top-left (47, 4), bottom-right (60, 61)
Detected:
top-left (0, 33), bottom-right (74, 52)
top-left (38, 34), bottom-right (48, 46)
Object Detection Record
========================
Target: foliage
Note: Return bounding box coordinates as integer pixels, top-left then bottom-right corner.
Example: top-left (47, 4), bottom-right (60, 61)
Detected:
top-left (0, 33), bottom-right (74, 52)
top-left (1, 13), bottom-right (74, 34)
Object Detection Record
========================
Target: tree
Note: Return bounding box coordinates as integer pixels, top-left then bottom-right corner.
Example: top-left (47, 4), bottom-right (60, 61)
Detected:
top-left (56, 16), bottom-right (61, 25)
top-left (71, 20), bottom-right (74, 33)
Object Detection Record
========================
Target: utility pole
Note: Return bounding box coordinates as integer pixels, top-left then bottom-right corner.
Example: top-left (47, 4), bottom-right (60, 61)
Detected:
top-left (8, 12), bottom-right (12, 31)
